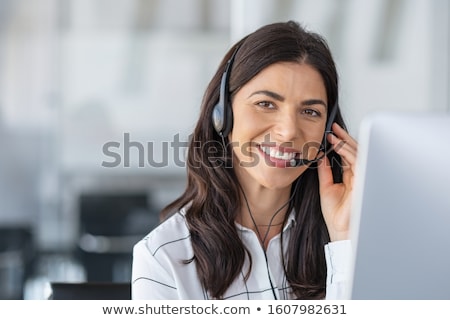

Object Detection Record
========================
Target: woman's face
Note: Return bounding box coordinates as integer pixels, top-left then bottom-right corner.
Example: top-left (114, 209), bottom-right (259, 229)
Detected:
top-left (229, 62), bottom-right (328, 190)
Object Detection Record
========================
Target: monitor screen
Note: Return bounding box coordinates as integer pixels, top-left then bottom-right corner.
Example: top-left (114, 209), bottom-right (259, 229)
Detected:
top-left (348, 111), bottom-right (450, 299)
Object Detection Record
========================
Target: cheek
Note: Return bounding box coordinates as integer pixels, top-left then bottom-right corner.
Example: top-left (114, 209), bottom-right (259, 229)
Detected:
top-left (230, 120), bottom-right (270, 166)
top-left (229, 110), bottom-right (261, 143)
top-left (229, 132), bottom-right (257, 164)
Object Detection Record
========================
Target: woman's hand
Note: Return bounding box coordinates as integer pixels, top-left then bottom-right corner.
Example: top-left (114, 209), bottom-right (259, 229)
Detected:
top-left (317, 123), bottom-right (358, 242)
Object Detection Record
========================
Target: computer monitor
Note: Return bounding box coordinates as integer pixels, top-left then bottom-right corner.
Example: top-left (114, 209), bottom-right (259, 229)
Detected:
top-left (348, 111), bottom-right (450, 299)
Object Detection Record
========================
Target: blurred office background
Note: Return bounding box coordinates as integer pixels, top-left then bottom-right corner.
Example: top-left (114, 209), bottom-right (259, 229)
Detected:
top-left (0, 0), bottom-right (448, 299)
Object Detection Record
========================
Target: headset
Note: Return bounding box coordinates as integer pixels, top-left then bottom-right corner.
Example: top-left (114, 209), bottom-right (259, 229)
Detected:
top-left (211, 48), bottom-right (339, 167)
top-left (212, 47), bottom-right (239, 138)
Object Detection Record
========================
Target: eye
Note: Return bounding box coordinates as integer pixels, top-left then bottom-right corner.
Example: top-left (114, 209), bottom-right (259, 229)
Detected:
top-left (302, 108), bottom-right (321, 117)
top-left (256, 101), bottom-right (276, 109)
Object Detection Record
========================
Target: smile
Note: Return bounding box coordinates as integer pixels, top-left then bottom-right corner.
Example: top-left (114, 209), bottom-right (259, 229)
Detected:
top-left (259, 145), bottom-right (299, 161)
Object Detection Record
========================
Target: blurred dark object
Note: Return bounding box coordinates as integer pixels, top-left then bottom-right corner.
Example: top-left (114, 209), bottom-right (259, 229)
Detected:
top-left (49, 282), bottom-right (131, 300)
top-left (77, 192), bottom-right (158, 282)
top-left (0, 226), bottom-right (35, 299)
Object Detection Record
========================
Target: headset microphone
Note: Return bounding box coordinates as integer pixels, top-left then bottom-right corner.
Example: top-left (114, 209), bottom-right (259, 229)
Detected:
top-left (290, 157), bottom-right (321, 167)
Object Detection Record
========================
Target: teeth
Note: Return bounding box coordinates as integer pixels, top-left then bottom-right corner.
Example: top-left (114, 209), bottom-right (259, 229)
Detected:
top-left (261, 146), bottom-right (295, 160)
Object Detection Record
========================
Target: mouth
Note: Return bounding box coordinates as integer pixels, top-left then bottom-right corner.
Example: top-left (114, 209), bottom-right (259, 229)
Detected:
top-left (257, 144), bottom-right (301, 167)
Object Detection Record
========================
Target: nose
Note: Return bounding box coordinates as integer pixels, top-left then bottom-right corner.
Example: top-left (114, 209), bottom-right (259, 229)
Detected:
top-left (273, 110), bottom-right (300, 142)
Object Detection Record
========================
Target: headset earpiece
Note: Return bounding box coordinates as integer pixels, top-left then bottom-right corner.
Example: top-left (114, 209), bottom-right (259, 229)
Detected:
top-left (212, 48), bottom-right (239, 137)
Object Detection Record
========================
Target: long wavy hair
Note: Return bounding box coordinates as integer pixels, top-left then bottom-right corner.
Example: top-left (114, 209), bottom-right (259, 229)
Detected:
top-left (161, 21), bottom-right (346, 299)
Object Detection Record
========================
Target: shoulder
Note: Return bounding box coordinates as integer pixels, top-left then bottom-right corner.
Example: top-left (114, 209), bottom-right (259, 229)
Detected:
top-left (134, 208), bottom-right (192, 258)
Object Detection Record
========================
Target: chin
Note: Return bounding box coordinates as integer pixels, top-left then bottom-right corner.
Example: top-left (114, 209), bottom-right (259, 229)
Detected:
top-left (255, 168), bottom-right (304, 190)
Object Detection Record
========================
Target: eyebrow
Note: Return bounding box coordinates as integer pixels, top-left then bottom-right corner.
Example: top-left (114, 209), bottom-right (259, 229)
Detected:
top-left (248, 90), bottom-right (285, 101)
top-left (248, 90), bottom-right (327, 109)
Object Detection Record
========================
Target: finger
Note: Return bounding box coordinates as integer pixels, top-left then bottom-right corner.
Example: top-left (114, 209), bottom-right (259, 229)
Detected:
top-left (331, 122), bottom-right (357, 144)
top-left (327, 133), bottom-right (357, 165)
top-left (334, 143), bottom-right (356, 183)
top-left (331, 123), bottom-right (358, 149)
top-left (328, 124), bottom-right (358, 156)
top-left (334, 143), bottom-right (356, 187)
top-left (326, 127), bottom-right (357, 187)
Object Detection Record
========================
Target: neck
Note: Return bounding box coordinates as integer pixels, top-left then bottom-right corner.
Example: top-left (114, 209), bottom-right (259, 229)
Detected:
top-left (236, 181), bottom-right (293, 249)
top-left (238, 188), bottom-right (291, 225)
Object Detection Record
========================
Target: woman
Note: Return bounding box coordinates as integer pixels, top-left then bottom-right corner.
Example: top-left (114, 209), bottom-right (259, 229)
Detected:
top-left (132, 20), bottom-right (357, 300)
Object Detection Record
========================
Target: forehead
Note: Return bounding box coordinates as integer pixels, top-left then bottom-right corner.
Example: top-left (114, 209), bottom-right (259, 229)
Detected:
top-left (237, 62), bottom-right (327, 100)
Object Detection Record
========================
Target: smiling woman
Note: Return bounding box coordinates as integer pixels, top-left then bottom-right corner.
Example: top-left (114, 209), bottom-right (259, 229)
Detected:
top-left (131, 20), bottom-right (358, 300)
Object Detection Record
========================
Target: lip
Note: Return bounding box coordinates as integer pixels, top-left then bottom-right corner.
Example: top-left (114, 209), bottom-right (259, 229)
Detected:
top-left (257, 143), bottom-right (301, 168)
top-left (259, 143), bottom-right (300, 154)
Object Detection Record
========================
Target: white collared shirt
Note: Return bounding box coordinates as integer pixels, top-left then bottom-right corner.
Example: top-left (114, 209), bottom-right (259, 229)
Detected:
top-left (132, 208), bottom-right (351, 300)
